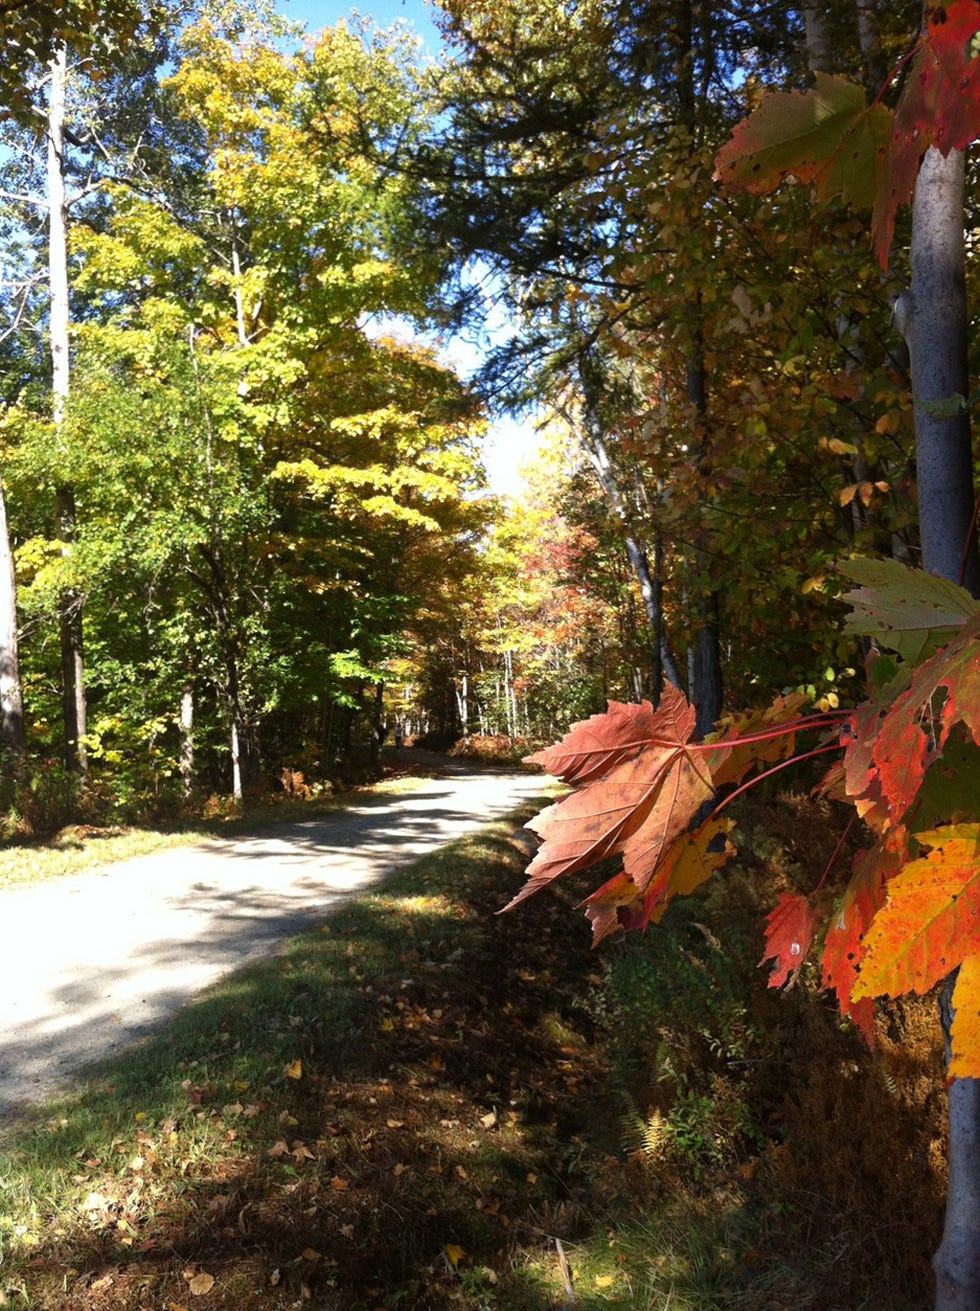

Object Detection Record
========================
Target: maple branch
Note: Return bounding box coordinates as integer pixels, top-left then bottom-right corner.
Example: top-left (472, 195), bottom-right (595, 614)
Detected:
top-left (692, 710), bottom-right (849, 754)
top-left (813, 809), bottom-right (858, 895)
top-left (709, 741), bottom-right (844, 820)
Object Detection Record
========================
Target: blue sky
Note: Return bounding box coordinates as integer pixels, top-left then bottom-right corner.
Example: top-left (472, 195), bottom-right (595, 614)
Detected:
top-left (281, 0), bottom-right (442, 50)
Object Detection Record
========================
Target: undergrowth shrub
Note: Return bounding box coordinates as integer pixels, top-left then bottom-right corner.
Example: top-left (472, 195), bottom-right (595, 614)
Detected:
top-left (448, 733), bottom-right (536, 764)
top-left (588, 794), bottom-right (949, 1302)
top-left (590, 876), bottom-right (770, 1176)
top-left (0, 756), bottom-right (84, 840)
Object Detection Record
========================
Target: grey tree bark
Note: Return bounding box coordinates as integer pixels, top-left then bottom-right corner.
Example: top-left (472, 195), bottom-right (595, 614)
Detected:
top-left (901, 147), bottom-right (980, 596)
top-left (900, 145), bottom-right (980, 1311)
top-left (0, 476), bottom-right (24, 757)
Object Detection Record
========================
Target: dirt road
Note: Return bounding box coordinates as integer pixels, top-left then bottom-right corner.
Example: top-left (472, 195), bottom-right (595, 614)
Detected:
top-left (0, 755), bottom-right (547, 1112)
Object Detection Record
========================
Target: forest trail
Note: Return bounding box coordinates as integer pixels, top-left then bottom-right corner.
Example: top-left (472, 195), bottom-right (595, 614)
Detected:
top-left (0, 754), bottom-right (548, 1113)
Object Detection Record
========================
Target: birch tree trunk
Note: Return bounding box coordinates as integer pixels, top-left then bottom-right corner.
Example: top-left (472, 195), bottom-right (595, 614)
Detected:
top-left (180, 681), bottom-right (194, 802)
top-left (47, 45), bottom-right (87, 775)
top-left (230, 716), bottom-right (243, 805)
top-left (802, 5), bottom-right (832, 72)
top-left (0, 476), bottom-right (24, 758)
top-left (899, 144), bottom-right (980, 1310)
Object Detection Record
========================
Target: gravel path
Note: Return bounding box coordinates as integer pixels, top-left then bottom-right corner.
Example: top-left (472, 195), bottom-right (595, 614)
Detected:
top-left (0, 755), bottom-right (547, 1112)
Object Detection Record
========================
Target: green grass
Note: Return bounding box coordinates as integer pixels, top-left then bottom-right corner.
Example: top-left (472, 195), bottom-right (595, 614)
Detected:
top-left (0, 796), bottom-right (940, 1310)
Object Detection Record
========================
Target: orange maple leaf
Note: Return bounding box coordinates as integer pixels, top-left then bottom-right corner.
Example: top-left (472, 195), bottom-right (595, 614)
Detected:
top-left (853, 825), bottom-right (980, 1001)
top-left (582, 816), bottom-right (734, 945)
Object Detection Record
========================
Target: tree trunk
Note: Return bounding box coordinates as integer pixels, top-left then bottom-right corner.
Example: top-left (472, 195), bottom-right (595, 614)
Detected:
top-left (902, 147), bottom-right (980, 595)
top-left (685, 328), bottom-right (723, 738)
top-left (802, 5), bottom-right (832, 72)
top-left (899, 142), bottom-right (980, 1311)
top-left (676, 0), bottom-right (723, 737)
top-left (180, 680), bottom-right (194, 802)
top-left (230, 715), bottom-right (243, 804)
top-left (371, 682), bottom-right (384, 767)
top-left (0, 476), bottom-right (24, 758)
top-left (854, 0), bottom-right (885, 92)
top-left (575, 360), bottom-right (683, 696)
top-left (48, 45), bottom-right (87, 775)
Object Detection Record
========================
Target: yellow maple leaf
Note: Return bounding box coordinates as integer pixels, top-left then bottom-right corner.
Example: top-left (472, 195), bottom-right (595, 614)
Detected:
top-left (284, 1059), bottom-right (303, 1079)
top-left (445, 1244), bottom-right (465, 1268)
top-left (950, 954), bottom-right (980, 1079)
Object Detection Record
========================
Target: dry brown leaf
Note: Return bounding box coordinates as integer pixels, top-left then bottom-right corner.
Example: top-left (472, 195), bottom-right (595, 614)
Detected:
top-left (188, 1271), bottom-right (215, 1296)
top-left (330, 1175), bottom-right (349, 1191)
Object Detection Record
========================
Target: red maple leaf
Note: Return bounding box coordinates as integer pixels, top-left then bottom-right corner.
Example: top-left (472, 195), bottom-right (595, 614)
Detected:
top-left (525, 687), bottom-right (693, 787)
top-left (503, 687), bottom-right (713, 915)
top-left (760, 892), bottom-right (815, 989)
top-left (868, 614), bottom-right (980, 822)
top-left (873, 0), bottom-right (980, 264)
top-left (821, 837), bottom-right (903, 1044)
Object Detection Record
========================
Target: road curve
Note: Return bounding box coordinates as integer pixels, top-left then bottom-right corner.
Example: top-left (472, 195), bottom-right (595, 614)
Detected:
top-left (0, 757), bottom-right (547, 1112)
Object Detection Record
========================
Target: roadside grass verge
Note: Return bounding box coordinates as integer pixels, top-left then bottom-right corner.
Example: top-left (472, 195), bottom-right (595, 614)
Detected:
top-left (0, 797), bottom-right (944, 1310)
top-left (0, 773), bottom-right (428, 891)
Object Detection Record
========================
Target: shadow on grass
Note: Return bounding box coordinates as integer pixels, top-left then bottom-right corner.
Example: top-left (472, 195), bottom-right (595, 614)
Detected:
top-left (0, 803), bottom-right (941, 1311)
top-left (0, 811), bottom-right (625, 1310)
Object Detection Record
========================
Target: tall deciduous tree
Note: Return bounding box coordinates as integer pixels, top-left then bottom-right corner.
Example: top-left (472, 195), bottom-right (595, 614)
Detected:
top-left (427, 0), bottom-right (916, 733)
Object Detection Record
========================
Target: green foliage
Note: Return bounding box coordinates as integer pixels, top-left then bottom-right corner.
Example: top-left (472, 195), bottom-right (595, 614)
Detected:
top-left (590, 889), bottom-right (766, 1174)
top-left (0, 4), bottom-right (493, 815)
